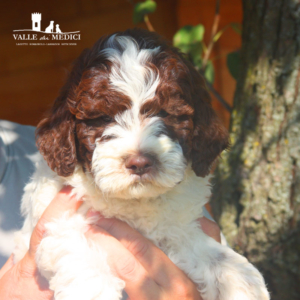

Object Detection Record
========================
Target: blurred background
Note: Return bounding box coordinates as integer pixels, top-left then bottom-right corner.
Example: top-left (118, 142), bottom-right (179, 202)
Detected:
top-left (0, 0), bottom-right (241, 127)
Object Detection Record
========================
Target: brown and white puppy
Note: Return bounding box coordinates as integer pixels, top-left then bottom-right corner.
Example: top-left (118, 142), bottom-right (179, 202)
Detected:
top-left (14, 29), bottom-right (269, 300)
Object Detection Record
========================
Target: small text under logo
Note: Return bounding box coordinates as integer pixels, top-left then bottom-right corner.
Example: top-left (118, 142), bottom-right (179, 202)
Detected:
top-left (13, 13), bottom-right (81, 46)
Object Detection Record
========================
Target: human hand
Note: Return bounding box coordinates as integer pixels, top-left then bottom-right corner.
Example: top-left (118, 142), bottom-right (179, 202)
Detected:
top-left (85, 212), bottom-right (221, 300)
top-left (199, 217), bottom-right (221, 243)
top-left (0, 186), bottom-right (82, 300)
top-left (0, 186), bottom-right (221, 300)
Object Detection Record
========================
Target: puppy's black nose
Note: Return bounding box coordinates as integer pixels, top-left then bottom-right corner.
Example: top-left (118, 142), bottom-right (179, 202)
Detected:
top-left (125, 155), bottom-right (153, 175)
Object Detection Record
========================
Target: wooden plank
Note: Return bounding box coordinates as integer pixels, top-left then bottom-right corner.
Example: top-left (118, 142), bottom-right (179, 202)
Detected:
top-left (0, 33), bottom-right (55, 75)
top-left (0, 66), bottom-right (68, 125)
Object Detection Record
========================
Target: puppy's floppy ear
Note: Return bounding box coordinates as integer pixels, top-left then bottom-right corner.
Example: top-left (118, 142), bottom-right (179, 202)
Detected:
top-left (189, 66), bottom-right (230, 177)
top-left (36, 49), bottom-right (90, 177)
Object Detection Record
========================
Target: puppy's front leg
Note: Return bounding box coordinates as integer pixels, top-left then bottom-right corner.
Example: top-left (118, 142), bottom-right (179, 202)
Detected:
top-left (36, 214), bottom-right (125, 300)
top-left (173, 230), bottom-right (269, 300)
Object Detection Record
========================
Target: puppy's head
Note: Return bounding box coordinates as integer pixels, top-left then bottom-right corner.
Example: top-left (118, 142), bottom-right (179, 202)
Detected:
top-left (36, 29), bottom-right (229, 199)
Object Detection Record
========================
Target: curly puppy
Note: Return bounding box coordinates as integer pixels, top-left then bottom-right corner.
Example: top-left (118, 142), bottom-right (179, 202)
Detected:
top-left (14, 29), bottom-right (269, 300)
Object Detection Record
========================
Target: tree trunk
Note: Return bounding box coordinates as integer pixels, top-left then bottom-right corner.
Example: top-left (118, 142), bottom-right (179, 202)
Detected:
top-left (211, 1), bottom-right (300, 299)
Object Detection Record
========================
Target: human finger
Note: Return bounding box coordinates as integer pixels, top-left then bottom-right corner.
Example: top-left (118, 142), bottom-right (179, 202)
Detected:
top-left (85, 223), bottom-right (161, 300)
top-left (0, 255), bottom-right (14, 279)
top-left (199, 217), bottom-right (221, 243)
top-left (90, 214), bottom-right (199, 296)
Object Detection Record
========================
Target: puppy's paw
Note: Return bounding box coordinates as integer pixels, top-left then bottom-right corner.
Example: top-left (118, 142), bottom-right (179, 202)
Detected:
top-left (201, 249), bottom-right (270, 300)
top-left (224, 260), bottom-right (270, 300)
top-left (36, 216), bottom-right (125, 300)
top-left (51, 279), bottom-right (124, 300)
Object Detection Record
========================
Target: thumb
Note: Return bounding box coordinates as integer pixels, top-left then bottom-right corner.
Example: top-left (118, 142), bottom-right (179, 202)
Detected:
top-left (0, 255), bottom-right (14, 279)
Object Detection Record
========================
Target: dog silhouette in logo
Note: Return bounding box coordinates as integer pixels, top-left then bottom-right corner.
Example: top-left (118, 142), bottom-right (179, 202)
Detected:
top-left (56, 24), bottom-right (62, 33)
top-left (45, 21), bottom-right (54, 33)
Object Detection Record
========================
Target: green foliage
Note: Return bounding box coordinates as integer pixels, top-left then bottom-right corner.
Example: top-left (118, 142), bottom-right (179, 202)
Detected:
top-left (131, 2), bottom-right (241, 85)
top-left (173, 24), bottom-right (214, 83)
top-left (173, 24), bottom-right (205, 54)
top-left (204, 60), bottom-right (215, 84)
top-left (227, 51), bottom-right (240, 80)
top-left (133, 0), bottom-right (157, 24)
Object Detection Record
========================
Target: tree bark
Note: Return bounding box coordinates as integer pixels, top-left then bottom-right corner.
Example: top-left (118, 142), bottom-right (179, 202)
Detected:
top-left (211, 1), bottom-right (300, 299)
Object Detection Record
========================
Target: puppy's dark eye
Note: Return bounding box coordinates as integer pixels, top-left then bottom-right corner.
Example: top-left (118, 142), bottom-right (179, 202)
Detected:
top-left (156, 109), bottom-right (169, 118)
top-left (100, 134), bottom-right (116, 142)
top-left (85, 115), bottom-right (114, 126)
top-left (102, 116), bottom-right (113, 123)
